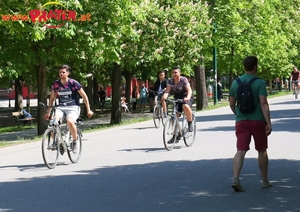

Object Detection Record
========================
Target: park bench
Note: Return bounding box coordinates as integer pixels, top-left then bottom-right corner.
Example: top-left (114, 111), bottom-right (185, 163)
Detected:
top-left (11, 111), bottom-right (35, 128)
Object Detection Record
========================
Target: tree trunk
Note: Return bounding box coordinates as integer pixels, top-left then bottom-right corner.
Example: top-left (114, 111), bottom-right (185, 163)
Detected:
top-left (229, 46), bottom-right (235, 88)
top-left (86, 75), bottom-right (94, 113)
top-left (36, 64), bottom-right (48, 136)
top-left (194, 57), bottom-right (208, 110)
top-left (93, 76), bottom-right (99, 107)
top-left (26, 83), bottom-right (31, 112)
top-left (124, 70), bottom-right (132, 110)
top-left (110, 63), bottom-right (122, 124)
top-left (14, 77), bottom-right (23, 112)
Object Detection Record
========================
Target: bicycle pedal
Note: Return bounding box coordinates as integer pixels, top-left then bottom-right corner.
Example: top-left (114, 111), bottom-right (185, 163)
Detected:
top-left (47, 146), bottom-right (57, 150)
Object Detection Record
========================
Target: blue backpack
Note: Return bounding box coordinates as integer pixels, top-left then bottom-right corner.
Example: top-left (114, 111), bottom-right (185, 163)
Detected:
top-left (140, 87), bottom-right (147, 98)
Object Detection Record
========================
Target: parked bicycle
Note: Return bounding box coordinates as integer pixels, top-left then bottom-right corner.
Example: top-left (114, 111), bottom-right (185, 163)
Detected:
top-left (292, 80), bottom-right (299, 99)
top-left (39, 102), bottom-right (82, 169)
top-left (163, 99), bottom-right (196, 151)
top-left (152, 91), bottom-right (167, 128)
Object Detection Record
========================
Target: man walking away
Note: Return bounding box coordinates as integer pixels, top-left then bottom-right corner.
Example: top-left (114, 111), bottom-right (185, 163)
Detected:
top-left (229, 56), bottom-right (272, 192)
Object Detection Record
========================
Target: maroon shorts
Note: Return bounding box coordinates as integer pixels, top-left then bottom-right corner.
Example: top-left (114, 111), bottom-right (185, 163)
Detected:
top-left (235, 120), bottom-right (268, 151)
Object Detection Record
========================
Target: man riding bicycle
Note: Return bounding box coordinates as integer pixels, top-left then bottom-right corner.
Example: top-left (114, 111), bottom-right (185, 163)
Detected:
top-left (154, 70), bottom-right (168, 117)
top-left (290, 66), bottom-right (300, 94)
top-left (162, 66), bottom-right (194, 132)
top-left (45, 65), bottom-right (93, 153)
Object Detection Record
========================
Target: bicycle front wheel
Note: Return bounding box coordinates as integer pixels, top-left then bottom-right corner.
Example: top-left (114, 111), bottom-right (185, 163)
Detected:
top-left (183, 114), bottom-right (196, 147)
top-left (163, 117), bottom-right (177, 151)
top-left (295, 86), bottom-right (299, 99)
top-left (42, 128), bottom-right (59, 169)
top-left (153, 105), bottom-right (161, 128)
top-left (67, 129), bottom-right (82, 163)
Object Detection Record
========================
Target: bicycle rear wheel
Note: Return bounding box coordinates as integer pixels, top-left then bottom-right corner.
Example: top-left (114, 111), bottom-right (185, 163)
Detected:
top-left (153, 105), bottom-right (161, 128)
top-left (183, 113), bottom-right (196, 147)
top-left (163, 117), bottom-right (177, 151)
top-left (67, 129), bottom-right (82, 163)
top-left (42, 128), bottom-right (59, 169)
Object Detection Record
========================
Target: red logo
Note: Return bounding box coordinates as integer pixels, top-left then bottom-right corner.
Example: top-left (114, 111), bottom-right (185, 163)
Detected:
top-left (1, 1), bottom-right (91, 28)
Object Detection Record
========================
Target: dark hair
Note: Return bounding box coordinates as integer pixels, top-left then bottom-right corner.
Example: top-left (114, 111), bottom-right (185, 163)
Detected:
top-left (157, 70), bottom-right (165, 78)
top-left (59, 64), bottom-right (71, 72)
top-left (172, 66), bottom-right (181, 70)
top-left (158, 70), bottom-right (165, 75)
top-left (243, 56), bottom-right (258, 71)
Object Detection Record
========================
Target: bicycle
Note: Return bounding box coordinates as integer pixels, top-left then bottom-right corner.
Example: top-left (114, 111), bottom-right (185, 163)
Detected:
top-left (39, 102), bottom-right (83, 169)
top-left (292, 80), bottom-right (299, 99)
top-left (152, 92), bottom-right (167, 128)
top-left (163, 99), bottom-right (196, 151)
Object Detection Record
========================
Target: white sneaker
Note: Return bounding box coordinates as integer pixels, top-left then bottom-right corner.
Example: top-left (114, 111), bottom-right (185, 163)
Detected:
top-left (72, 140), bottom-right (78, 153)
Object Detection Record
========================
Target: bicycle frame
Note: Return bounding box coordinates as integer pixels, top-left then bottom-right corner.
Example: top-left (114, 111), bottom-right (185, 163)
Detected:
top-left (292, 80), bottom-right (299, 99)
top-left (40, 102), bottom-right (83, 168)
top-left (154, 96), bottom-right (163, 109)
top-left (166, 99), bottom-right (186, 137)
top-left (47, 106), bottom-right (69, 151)
top-left (163, 98), bottom-right (196, 151)
top-left (292, 80), bottom-right (299, 88)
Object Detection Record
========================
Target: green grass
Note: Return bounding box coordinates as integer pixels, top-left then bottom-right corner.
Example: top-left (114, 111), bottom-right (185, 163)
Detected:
top-left (268, 90), bottom-right (290, 98)
top-left (0, 134), bottom-right (41, 147)
top-left (200, 90), bottom-right (291, 111)
top-left (79, 115), bottom-right (152, 134)
top-left (0, 125), bottom-right (35, 134)
top-left (0, 115), bottom-right (152, 148)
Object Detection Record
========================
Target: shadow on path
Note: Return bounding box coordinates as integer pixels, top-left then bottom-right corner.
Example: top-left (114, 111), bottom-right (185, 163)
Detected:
top-left (0, 158), bottom-right (299, 212)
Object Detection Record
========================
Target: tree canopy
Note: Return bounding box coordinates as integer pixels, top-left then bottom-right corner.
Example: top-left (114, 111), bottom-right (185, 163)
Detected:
top-left (1, 0), bottom-right (300, 84)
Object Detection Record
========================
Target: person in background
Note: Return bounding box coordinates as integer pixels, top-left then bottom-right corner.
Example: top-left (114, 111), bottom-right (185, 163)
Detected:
top-left (154, 70), bottom-right (168, 116)
top-left (148, 82), bottom-right (155, 113)
top-left (290, 66), bottom-right (300, 94)
top-left (131, 86), bottom-right (138, 111)
top-left (273, 78), bottom-right (281, 91)
top-left (98, 87), bottom-right (106, 112)
top-left (139, 82), bottom-right (148, 113)
top-left (217, 80), bottom-right (223, 101)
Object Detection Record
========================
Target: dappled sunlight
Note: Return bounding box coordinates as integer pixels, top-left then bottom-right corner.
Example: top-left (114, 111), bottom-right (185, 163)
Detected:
top-left (0, 158), bottom-right (300, 211)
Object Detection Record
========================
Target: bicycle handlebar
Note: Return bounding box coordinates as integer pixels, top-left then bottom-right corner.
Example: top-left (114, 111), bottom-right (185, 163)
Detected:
top-left (39, 102), bottom-right (82, 125)
top-left (39, 102), bottom-right (56, 122)
top-left (149, 89), bottom-right (166, 95)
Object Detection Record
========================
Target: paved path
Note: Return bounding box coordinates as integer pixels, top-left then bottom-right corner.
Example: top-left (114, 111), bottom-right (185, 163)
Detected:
top-left (0, 95), bottom-right (300, 212)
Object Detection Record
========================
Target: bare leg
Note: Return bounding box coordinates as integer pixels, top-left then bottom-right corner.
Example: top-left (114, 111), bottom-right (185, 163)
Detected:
top-left (67, 118), bottom-right (77, 141)
top-left (233, 150), bottom-right (247, 178)
top-left (182, 104), bottom-right (192, 122)
top-left (258, 151), bottom-right (272, 188)
top-left (232, 150), bottom-right (247, 191)
top-left (161, 101), bottom-right (167, 114)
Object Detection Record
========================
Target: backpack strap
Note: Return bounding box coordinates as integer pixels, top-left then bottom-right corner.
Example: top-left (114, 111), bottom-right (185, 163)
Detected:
top-left (236, 77), bottom-right (242, 85)
top-left (236, 77), bottom-right (258, 85)
top-left (247, 77), bottom-right (258, 85)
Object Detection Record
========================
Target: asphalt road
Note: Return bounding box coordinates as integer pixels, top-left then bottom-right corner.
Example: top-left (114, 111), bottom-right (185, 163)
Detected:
top-left (0, 95), bottom-right (300, 212)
